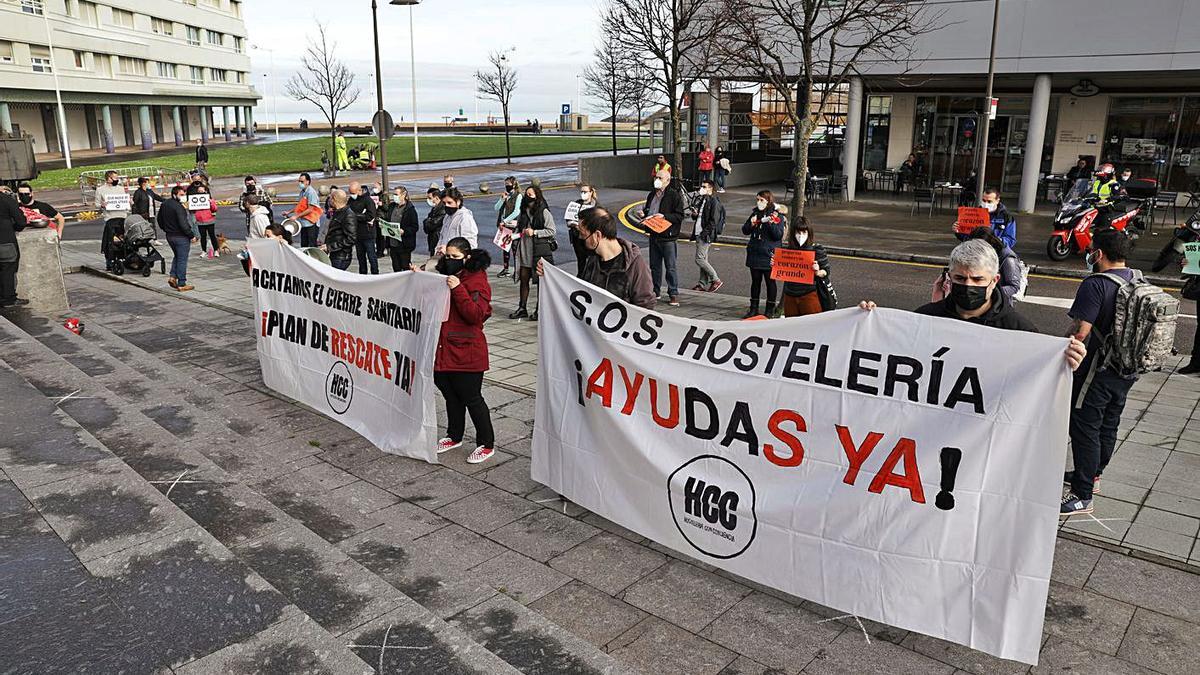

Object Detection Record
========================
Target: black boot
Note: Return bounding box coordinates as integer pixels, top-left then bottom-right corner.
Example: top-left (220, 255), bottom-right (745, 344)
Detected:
top-left (742, 301), bottom-right (760, 320)
top-left (1180, 361), bottom-right (1200, 375)
top-left (509, 307), bottom-right (528, 320)
top-left (765, 301), bottom-right (777, 318)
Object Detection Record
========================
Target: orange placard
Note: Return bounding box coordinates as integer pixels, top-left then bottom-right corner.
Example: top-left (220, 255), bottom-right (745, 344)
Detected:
top-left (956, 207), bottom-right (990, 234)
top-left (642, 214), bottom-right (672, 234)
top-left (770, 248), bottom-right (816, 284)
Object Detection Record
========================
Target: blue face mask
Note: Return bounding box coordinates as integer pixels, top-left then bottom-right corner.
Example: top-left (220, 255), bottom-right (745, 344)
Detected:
top-left (1085, 250), bottom-right (1100, 273)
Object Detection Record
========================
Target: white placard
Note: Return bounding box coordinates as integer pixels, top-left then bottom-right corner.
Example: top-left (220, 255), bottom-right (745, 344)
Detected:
top-left (531, 265), bottom-right (1072, 665)
top-left (248, 239), bottom-right (451, 462)
top-left (564, 201), bottom-right (582, 223)
top-left (104, 193), bottom-right (130, 212)
top-left (187, 193), bottom-right (212, 211)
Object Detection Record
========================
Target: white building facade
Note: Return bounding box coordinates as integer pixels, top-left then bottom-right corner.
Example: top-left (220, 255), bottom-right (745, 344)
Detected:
top-left (0, 0), bottom-right (259, 156)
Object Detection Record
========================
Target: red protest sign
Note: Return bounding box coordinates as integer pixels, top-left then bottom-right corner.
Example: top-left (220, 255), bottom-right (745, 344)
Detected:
top-left (770, 248), bottom-right (815, 284)
top-left (956, 207), bottom-right (990, 234)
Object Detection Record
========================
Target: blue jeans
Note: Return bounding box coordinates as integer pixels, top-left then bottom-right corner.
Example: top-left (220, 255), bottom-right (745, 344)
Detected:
top-left (648, 237), bottom-right (678, 297)
top-left (167, 237), bottom-right (190, 285)
top-left (356, 238), bottom-right (379, 274)
top-left (1069, 369), bottom-right (1134, 501)
top-left (715, 169), bottom-right (726, 189)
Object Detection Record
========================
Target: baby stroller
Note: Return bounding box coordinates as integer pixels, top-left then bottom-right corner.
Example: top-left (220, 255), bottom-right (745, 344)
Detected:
top-left (106, 214), bottom-right (165, 277)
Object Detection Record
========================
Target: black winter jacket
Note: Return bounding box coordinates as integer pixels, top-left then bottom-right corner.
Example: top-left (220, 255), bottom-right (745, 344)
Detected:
top-left (741, 205), bottom-right (785, 270)
top-left (915, 287), bottom-right (1037, 331)
top-left (157, 198), bottom-right (193, 239)
top-left (325, 207), bottom-right (358, 254)
top-left (643, 182), bottom-right (685, 241)
top-left (349, 193), bottom-right (378, 241)
top-left (383, 201), bottom-right (419, 252)
top-left (0, 193), bottom-right (27, 245)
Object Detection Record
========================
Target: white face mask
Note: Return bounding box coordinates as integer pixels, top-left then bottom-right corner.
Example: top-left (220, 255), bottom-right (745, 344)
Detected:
top-left (428, 198), bottom-right (438, 207)
top-left (580, 192), bottom-right (591, 202)
top-left (796, 231), bottom-right (808, 247)
top-left (653, 179), bottom-right (664, 190)
top-left (756, 200), bottom-right (768, 211)
top-left (982, 201), bottom-right (998, 213)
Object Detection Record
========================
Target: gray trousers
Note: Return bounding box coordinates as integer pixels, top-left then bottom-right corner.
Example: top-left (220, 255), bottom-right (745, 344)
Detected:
top-left (695, 240), bottom-right (719, 287)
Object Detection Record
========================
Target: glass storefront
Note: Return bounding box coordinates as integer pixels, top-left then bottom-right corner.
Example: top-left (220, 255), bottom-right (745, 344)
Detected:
top-left (1103, 96), bottom-right (1200, 192)
top-left (863, 95), bottom-right (891, 171)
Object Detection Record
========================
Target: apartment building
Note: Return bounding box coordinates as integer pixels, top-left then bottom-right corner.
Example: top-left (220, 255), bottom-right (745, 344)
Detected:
top-left (0, 0), bottom-right (259, 156)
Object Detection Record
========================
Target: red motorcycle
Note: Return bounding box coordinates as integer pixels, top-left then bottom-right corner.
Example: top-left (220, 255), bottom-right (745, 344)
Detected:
top-left (1046, 179), bottom-right (1149, 261)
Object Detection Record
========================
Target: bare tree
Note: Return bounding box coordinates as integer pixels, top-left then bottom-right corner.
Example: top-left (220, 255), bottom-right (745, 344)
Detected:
top-left (285, 23), bottom-right (360, 173)
top-left (622, 61), bottom-right (658, 155)
top-left (475, 51), bottom-right (518, 164)
top-left (610, 0), bottom-right (723, 174)
top-left (720, 0), bottom-right (941, 217)
top-left (583, 16), bottom-right (636, 156)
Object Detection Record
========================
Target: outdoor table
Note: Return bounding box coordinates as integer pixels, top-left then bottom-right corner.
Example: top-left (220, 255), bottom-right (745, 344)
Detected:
top-left (933, 183), bottom-right (963, 212)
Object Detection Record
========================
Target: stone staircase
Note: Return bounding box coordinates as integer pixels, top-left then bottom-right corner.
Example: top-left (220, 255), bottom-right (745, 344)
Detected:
top-left (0, 279), bottom-right (635, 674)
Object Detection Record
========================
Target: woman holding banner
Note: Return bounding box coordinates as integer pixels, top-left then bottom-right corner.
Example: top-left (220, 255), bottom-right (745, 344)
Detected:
top-left (781, 216), bottom-right (830, 317)
top-left (434, 237), bottom-right (497, 465)
top-left (741, 190), bottom-right (785, 318)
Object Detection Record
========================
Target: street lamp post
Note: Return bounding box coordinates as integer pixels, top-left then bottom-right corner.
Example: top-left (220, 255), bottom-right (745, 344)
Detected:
top-left (37, 1), bottom-right (71, 168)
top-left (251, 44), bottom-right (280, 142)
top-left (975, 0), bottom-right (1001, 195)
top-left (370, 1), bottom-right (391, 193)
top-left (388, 0), bottom-right (422, 163)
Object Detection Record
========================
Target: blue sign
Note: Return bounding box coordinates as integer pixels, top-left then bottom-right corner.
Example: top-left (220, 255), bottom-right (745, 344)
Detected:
top-left (562, 104), bottom-right (571, 115)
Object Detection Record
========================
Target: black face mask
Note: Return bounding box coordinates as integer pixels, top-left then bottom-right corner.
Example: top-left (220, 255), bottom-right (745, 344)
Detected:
top-left (504, 184), bottom-right (514, 194)
top-left (443, 205), bottom-right (458, 216)
top-left (111, 179), bottom-right (121, 186)
top-left (444, 181), bottom-right (453, 189)
top-left (436, 257), bottom-right (465, 276)
top-left (523, 196), bottom-right (538, 210)
top-left (18, 193), bottom-right (33, 205)
top-left (950, 283), bottom-right (990, 311)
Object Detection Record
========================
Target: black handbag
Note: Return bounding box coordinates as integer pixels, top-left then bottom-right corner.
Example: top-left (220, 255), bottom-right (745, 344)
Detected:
top-left (1182, 275), bottom-right (1200, 301)
top-left (816, 276), bottom-right (838, 311)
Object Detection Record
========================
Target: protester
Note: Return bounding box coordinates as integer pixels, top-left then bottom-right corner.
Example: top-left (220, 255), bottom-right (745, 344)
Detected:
top-left (286, 173), bottom-right (323, 248)
top-left (131, 177), bottom-right (164, 223)
top-left (714, 146), bottom-right (730, 193)
top-left (381, 186), bottom-right (418, 272)
top-left (433, 236), bottom-right (496, 465)
top-left (639, 169), bottom-right (684, 306)
top-left (195, 139), bottom-right (209, 172)
top-left (186, 181), bottom-right (220, 259)
top-left (0, 188), bottom-right (28, 308)
top-left (509, 185), bottom-right (557, 320)
top-left (423, 187), bottom-right (446, 256)
top-left (348, 181), bottom-right (379, 275)
top-left (697, 143), bottom-right (715, 183)
top-left (244, 194), bottom-right (272, 240)
top-left (494, 176), bottom-right (522, 278)
top-left (742, 190), bottom-right (785, 318)
top-left (96, 170), bottom-right (129, 228)
top-left (690, 179), bottom-right (723, 293)
top-left (322, 189), bottom-right (358, 271)
top-left (335, 131), bottom-right (350, 173)
top-left (1062, 229), bottom-right (1140, 516)
top-left (436, 187), bottom-right (479, 252)
top-left (238, 175), bottom-right (272, 227)
top-left (443, 174), bottom-right (456, 191)
top-left (567, 184), bottom-right (598, 277)
top-left (653, 155), bottom-right (672, 177)
top-left (159, 185), bottom-right (196, 292)
top-left (540, 207), bottom-right (656, 310)
top-left (781, 216), bottom-right (830, 317)
top-left (16, 183), bottom-right (65, 234)
top-left (967, 226), bottom-right (1023, 301)
top-left (978, 188), bottom-right (1017, 249)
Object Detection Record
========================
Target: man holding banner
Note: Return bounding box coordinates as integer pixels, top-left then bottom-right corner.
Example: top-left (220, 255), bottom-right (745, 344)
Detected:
top-left (380, 187), bottom-right (419, 273)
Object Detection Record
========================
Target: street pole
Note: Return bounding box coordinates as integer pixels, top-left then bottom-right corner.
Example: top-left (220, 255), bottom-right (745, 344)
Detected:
top-left (975, 0), bottom-right (1001, 195)
top-left (371, 0), bottom-right (389, 193)
top-left (270, 48), bottom-right (279, 141)
top-left (409, 4), bottom-right (419, 163)
top-left (40, 2), bottom-right (71, 168)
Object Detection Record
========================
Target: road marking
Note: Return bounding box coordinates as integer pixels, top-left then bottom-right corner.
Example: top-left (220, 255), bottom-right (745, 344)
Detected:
top-left (616, 200), bottom-right (1192, 295)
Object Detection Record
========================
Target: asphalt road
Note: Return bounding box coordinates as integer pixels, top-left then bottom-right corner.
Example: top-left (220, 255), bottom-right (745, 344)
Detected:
top-left (62, 185), bottom-right (1198, 355)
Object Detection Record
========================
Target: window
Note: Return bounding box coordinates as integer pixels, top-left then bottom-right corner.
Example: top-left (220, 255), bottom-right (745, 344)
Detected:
top-left (236, 71), bottom-right (246, 84)
top-left (0, 41), bottom-right (13, 64)
top-left (210, 68), bottom-right (227, 83)
top-left (230, 0), bottom-right (241, 17)
top-left (112, 8), bottom-right (134, 29)
top-left (156, 61), bottom-right (176, 78)
top-left (206, 30), bottom-right (223, 46)
top-left (233, 36), bottom-right (243, 53)
top-left (200, 0), bottom-right (221, 8)
top-left (190, 65), bottom-right (204, 84)
top-left (21, 0), bottom-right (43, 16)
top-left (30, 46), bottom-right (52, 73)
top-left (64, 0), bottom-right (78, 17)
top-left (152, 18), bottom-right (174, 36)
top-left (186, 26), bottom-right (200, 46)
top-left (73, 50), bottom-right (85, 69)
top-left (118, 56), bottom-right (146, 76)
top-left (79, 1), bottom-right (97, 26)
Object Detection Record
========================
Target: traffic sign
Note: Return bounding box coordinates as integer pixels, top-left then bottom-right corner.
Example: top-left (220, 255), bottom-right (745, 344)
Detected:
top-left (372, 109), bottom-right (395, 141)
top-left (562, 104), bottom-right (571, 115)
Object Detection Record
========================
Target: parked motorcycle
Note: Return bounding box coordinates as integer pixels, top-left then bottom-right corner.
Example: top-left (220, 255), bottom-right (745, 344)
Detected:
top-left (1150, 207), bottom-right (1200, 272)
top-left (1046, 178), bottom-right (1147, 261)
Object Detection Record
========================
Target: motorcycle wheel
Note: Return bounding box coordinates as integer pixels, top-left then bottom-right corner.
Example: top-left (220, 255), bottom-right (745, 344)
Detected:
top-left (1151, 241), bottom-right (1178, 273)
top-left (1046, 236), bottom-right (1072, 262)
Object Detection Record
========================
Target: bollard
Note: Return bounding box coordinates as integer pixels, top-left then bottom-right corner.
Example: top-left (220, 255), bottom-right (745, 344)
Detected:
top-left (15, 228), bottom-right (69, 312)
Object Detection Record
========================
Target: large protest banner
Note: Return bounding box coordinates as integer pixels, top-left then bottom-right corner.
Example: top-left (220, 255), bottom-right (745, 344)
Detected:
top-left (531, 264), bottom-right (1071, 664)
top-left (249, 239), bottom-right (450, 463)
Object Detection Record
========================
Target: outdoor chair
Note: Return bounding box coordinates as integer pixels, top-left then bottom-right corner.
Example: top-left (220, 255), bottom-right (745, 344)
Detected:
top-left (911, 187), bottom-right (936, 217)
top-left (1152, 191), bottom-right (1180, 229)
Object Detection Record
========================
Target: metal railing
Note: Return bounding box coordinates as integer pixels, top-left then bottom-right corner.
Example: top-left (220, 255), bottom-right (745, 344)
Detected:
top-left (77, 166), bottom-right (191, 200)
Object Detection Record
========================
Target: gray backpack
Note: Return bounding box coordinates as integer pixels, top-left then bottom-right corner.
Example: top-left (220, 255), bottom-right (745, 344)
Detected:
top-left (1092, 270), bottom-right (1178, 378)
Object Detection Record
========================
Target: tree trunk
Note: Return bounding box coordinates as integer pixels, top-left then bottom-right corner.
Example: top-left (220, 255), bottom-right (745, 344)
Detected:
top-left (611, 103), bottom-right (618, 156)
top-left (502, 107), bottom-right (512, 164)
top-left (636, 108), bottom-right (642, 154)
top-left (669, 98), bottom-right (683, 182)
top-left (788, 84), bottom-right (811, 221)
top-left (330, 121), bottom-right (338, 177)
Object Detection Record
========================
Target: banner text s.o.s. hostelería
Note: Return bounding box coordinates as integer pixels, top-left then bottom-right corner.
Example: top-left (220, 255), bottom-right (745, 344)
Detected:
top-left (531, 264), bottom-right (1071, 665)
top-left (249, 239), bottom-right (449, 463)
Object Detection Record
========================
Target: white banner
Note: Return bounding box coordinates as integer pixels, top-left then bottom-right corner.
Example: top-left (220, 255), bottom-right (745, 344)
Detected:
top-left (187, 193), bottom-right (211, 211)
top-left (531, 265), bottom-right (1071, 665)
top-left (249, 239), bottom-right (450, 463)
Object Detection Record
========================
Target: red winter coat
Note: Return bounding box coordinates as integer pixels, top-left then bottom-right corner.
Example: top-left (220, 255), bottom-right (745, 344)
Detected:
top-left (434, 268), bottom-right (492, 373)
top-left (698, 150), bottom-right (715, 171)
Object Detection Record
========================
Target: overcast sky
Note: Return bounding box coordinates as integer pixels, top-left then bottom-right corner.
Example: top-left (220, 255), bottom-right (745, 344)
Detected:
top-left (244, 0), bottom-right (602, 124)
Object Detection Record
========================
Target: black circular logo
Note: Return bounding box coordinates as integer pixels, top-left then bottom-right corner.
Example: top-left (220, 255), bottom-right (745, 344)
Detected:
top-left (667, 455), bottom-right (757, 559)
top-left (325, 361), bottom-right (353, 414)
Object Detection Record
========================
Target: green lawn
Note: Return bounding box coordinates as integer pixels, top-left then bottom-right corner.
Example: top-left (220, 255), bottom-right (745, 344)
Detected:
top-left (32, 135), bottom-right (643, 190)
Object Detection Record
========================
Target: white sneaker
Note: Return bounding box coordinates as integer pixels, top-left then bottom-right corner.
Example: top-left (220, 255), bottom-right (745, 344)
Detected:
top-left (466, 446), bottom-right (495, 464)
top-left (437, 437), bottom-right (462, 454)
top-left (213, 251), bottom-right (220, 258)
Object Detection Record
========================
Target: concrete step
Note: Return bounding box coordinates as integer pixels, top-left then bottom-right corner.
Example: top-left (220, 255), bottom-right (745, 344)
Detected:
top-left (0, 358), bottom-right (376, 674)
top-left (0, 313), bottom-right (534, 675)
top-left (1, 286), bottom-right (639, 674)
